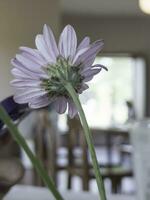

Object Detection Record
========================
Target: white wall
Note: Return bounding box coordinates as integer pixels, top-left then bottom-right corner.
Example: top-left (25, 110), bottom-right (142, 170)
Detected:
top-left (0, 0), bottom-right (61, 100)
top-left (63, 15), bottom-right (150, 53)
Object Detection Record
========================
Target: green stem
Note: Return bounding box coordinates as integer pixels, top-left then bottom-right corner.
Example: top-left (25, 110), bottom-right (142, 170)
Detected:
top-left (0, 105), bottom-right (64, 200)
top-left (65, 82), bottom-right (107, 200)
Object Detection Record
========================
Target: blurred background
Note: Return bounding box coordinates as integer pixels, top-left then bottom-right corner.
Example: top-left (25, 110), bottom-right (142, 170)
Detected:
top-left (0, 0), bottom-right (150, 198)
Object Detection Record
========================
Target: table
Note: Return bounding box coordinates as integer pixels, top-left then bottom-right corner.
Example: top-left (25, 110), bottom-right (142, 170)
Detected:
top-left (4, 185), bottom-right (135, 200)
top-left (91, 126), bottom-right (130, 165)
top-left (62, 125), bottom-right (131, 191)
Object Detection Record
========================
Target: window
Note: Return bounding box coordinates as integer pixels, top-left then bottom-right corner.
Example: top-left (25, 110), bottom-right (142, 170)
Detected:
top-left (80, 55), bottom-right (146, 128)
top-left (58, 55), bottom-right (146, 131)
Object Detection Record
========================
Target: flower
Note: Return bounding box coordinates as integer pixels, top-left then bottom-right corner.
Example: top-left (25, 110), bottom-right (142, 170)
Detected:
top-left (11, 25), bottom-right (106, 118)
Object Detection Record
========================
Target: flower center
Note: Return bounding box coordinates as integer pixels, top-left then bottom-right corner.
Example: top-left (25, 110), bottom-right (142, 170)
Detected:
top-left (41, 57), bottom-right (83, 98)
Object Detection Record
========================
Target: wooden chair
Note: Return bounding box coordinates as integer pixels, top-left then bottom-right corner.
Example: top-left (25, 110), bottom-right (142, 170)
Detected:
top-left (33, 109), bottom-right (58, 186)
top-left (27, 109), bottom-right (69, 187)
top-left (30, 111), bottom-right (133, 193)
top-left (67, 116), bottom-right (90, 190)
top-left (66, 117), bottom-right (133, 193)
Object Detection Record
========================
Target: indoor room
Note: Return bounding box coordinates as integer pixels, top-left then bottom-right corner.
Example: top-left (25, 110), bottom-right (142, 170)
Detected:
top-left (0, 0), bottom-right (150, 200)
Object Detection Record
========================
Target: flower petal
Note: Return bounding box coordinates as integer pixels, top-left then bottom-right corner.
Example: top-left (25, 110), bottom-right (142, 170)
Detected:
top-left (83, 68), bottom-right (102, 82)
top-left (19, 46), bottom-right (47, 66)
top-left (75, 40), bottom-right (104, 68)
top-left (92, 64), bottom-right (108, 71)
top-left (11, 59), bottom-right (36, 78)
top-left (78, 83), bottom-right (89, 94)
top-left (35, 34), bottom-right (56, 63)
top-left (58, 25), bottom-right (77, 61)
top-left (77, 37), bottom-right (90, 51)
top-left (53, 96), bottom-right (67, 114)
top-left (29, 95), bottom-right (50, 109)
top-left (11, 68), bottom-right (32, 79)
top-left (10, 79), bottom-right (41, 89)
top-left (67, 99), bottom-right (78, 118)
top-left (15, 53), bottom-right (43, 74)
top-left (11, 59), bottom-right (48, 79)
top-left (14, 88), bottom-right (47, 104)
top-left (80, 64), bottom-right (104, 75)
top-left (43, 24), bottom-right (59, 61)
top-left (21, 52), bottom-right (46, 67)
top-left (72, 47), bottom-right (89, 65)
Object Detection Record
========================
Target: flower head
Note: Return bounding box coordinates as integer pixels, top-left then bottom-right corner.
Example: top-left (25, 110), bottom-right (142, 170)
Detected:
top-left (11, 25), bottom-right (106, 118)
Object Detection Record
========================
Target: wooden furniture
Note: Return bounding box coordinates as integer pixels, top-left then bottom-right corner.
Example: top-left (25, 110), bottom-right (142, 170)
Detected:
top-left (67, 116), bottom-right (90, 190)
top-left (33, 110), bottom-right (58, 186)
top-left (66, 118), bottom-right (133, 193)
top-left (4, 185), bottom-right (136, 200)
top-left (29, 112), bottom-right (133, 193)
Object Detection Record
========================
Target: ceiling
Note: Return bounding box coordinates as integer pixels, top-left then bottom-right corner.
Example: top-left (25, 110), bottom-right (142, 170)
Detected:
top-left (61, 0), bottom-right (147, 17)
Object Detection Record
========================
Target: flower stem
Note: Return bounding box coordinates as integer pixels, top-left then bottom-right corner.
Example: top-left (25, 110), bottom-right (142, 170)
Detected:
top-left (0, 105), bottom-right (64, 200)
top-left (65, 83), bottom-right (107, 200)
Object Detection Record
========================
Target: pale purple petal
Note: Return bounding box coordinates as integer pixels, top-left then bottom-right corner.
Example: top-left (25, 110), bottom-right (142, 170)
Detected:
top-left (77, 37), bottom-right (90, 51)
top-left (12, 58), bottom-right (40, 75)
top-left (53, 96), bottom-right (67, 114)
top-left (35, 34), bottom-right (56, 63)
top-left (11, 60), bottom-right (38, 79)
top-left (75, 40), bottom-right (104, 68)
top-left (14, 88), bottom-right (47, 104)
top-left (11, 68), bottom-right (32, 79)
top-left (29, 95), bottom-right (50, 109)
top-left (92, 64), bottom-right (108, 71)
top-left (11, 59), bottom-right (48, 79)
top-left (21, 52), bottom-right (46, 67)
top-left (80, 64), bottom-right (103, 75)
top-left (58, 25), bottom-right (77, 61)
top-left (15, 54), bottom-right (43, 73)
top-left (11, 67), bottom-right (45, 80)
top-left (67, 99), bottom-right (78, 118)
top-left (19, 46), bottom-right (47, 65)
top-left (43, 24), bottom-right (59, 61)
top-left (10, 79), bottom-right (41, 88)
top-left (78, 83), bottom-right (89, 94)
top-left (72, 47), bottom-right (89, 65)
top-left (83, 68), bottom-right (102, 82)
top-left (82, 68), bottom-right (101, 77)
